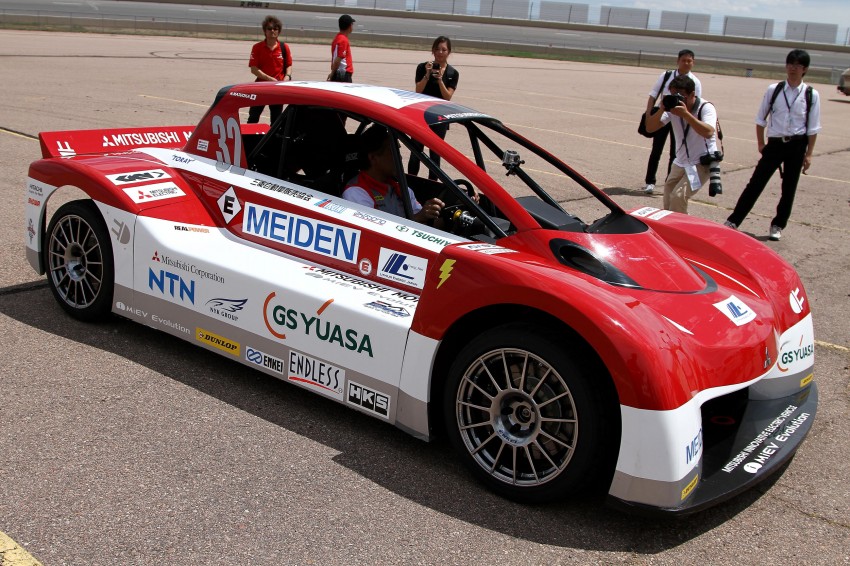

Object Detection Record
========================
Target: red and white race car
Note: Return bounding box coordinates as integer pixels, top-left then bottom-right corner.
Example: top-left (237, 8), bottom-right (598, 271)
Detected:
top-left (25, 81), bottom-right (816, 514)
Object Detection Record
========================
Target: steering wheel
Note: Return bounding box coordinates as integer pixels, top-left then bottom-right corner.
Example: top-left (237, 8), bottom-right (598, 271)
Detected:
top-left (437, 179), bottom-right (479, 234)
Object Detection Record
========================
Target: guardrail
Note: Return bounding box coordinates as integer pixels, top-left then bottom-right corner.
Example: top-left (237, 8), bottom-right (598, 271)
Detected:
top-left (0, 5), bottom-right (845, 83)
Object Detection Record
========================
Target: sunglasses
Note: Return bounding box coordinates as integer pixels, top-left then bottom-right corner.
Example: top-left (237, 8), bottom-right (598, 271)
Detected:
top-left (265, 26), bottom-right (280, 31)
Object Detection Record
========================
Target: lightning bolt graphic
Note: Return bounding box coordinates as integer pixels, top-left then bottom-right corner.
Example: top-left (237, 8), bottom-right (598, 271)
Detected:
top-left (437, 259), bottom-right (455, 289)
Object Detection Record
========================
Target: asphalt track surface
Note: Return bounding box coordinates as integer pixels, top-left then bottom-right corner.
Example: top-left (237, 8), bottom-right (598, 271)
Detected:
top-left (1, 30), bottom-right (849, 565)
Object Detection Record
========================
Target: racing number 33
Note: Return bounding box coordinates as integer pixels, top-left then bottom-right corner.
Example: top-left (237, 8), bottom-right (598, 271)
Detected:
top-left (212, 115), bottom-right (242, 166)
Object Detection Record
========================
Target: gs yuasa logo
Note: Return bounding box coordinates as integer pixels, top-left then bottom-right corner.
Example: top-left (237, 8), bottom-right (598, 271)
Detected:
top-left (262, 292), bottom-right (373, 357)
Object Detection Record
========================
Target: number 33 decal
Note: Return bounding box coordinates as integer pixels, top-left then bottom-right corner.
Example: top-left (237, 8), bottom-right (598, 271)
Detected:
top-left (211, 115), bottom-right (242, 166)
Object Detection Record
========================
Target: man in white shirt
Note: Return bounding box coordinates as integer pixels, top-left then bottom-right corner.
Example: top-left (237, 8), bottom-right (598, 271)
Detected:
top-left (644, 75), bottom-right (718, 214)
top-left (725, 49), bottom-right (821, 241)
top-left (643, 50), bottom-right (702, 195)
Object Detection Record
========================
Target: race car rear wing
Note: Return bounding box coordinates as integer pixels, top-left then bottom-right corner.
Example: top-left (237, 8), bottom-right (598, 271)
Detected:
top-left (38, 124), bottom-right (269, 158)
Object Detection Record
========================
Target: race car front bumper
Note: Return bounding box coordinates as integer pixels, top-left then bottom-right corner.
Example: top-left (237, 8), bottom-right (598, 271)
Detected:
top-left (608, 382), bottom-right (817, 515)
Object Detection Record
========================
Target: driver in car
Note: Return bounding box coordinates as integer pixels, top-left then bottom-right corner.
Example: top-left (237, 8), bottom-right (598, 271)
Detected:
top-left (342, 125), bottom-right (445, 224)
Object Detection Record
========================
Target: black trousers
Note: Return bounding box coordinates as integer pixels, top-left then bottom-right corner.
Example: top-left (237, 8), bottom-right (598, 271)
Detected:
top-left (247, 104), bottom-right (283, 125)
top-left (727, 137), bottom-right (808, 229)
top-left (407, 123), bottom-right (449, 179)
top-left (644, 122), bottom-right (674, 185)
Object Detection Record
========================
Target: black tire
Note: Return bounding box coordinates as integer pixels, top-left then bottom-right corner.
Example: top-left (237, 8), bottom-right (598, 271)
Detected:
top-left (443, 323), bottom-right (619, 502)
top-left (43, 200), bottom-right (115, 322)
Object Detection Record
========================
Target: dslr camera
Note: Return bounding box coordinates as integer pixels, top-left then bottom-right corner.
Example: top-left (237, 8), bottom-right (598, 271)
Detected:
top-left (661, 93), bottom-right (685, 110)
top-left (699, 151), bottom-right (724, 197)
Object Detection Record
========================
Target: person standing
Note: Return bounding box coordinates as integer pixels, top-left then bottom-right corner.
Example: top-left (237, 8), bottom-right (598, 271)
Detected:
top-left (725, 49), bottom-right (821, 241)
top-left (407, 36), bottom-right (459, 177)
top-left (328, 15), bottom-right (355, 82)
top-left (247, 15), bottom-right (292, 124)
top-left (643, 50), bottom-right (702, 194)
top-left (644, 75), bottom-right (718, 214)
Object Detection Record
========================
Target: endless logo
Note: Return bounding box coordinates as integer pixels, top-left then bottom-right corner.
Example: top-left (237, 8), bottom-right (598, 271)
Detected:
top-left (288, 350), bottom-right (345, 400)
top-left (263, 292), bottom-right (373, 357)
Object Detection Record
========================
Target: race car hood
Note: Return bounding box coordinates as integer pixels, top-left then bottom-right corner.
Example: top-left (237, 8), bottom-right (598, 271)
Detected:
top-left (546, 228), bottom-right (707, 293)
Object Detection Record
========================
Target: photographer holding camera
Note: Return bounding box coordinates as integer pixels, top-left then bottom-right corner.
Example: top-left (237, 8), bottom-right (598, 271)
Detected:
top-left (408, 36), bottom-right (459, 178)
top-left (643, 75), bottom-right (719, 214)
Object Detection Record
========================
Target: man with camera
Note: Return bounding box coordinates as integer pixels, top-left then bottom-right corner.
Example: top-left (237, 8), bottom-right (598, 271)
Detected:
top-left (724, 49), bottom-right (821, 241)
top-left (642, 50), bottom-right (702, 195)
top-left (643, 75), bottom-right (719, 214)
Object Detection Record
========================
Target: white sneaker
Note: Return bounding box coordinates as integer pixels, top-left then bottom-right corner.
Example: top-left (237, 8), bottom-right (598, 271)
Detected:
top-left (723, 220), bottom-right (737, 230)
top-left (644, 184), bottom-right (655, 194)
top-left (769, 225), bottom-right (782, 241)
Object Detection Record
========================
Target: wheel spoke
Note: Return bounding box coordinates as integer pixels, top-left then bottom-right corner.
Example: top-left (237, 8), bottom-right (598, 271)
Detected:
top-left (511, 445), bottom-right (517, 485)
top-left (459, 420), bottom-right (491, 431)
top-left (522, 445), bottom-right (540, 482)
top-left (539, 417), bottom-right (577, 424)
top-left (470, 431), bottom-right (498, 456)
top-left (539, 428), bottom-right (574, 451)
top-left (480, 358), bottom-right (505, 394)
top-left (459, 400), bottom-right (491, 412)
top-left (528, 366), bottom-right (552, 398)
top-left (462, 374), bottom-right (494, 401)
top-left (517, 351), bottom-right (529, 392)
top-left (489, 441), bottom-right (506, 473)
top-left (537, 390), bottom-right (570, 408)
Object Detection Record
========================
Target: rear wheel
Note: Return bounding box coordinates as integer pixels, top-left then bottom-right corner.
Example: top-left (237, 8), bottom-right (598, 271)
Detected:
top-left (443, 323), bottom-right (618, 502)
top-left (43, 200), bottom-right (114, 321)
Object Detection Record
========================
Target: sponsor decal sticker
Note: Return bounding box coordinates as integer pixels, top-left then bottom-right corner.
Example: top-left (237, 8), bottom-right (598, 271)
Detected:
top-left (437, 259), bottom-right (455, 289)
top-left (206, 298), bottom-right (247, 322)
top-left (28, 183), bottom-right (44, 197)
top-left (630, 207), bottom-right (659, 218)
top-left (174, 224), bottom-right (210, 234)
top-left (288, 350), bottom-right (345, 400)
top-left (778, 336), bottom-right (814, 372)
top-left (457, 243), bottom-right (517, 255)
top-left (56, 140), bottom-right (75, 157)
top-left (789, 288), bottom-right (806, 314)
top-left (111, 219), bottom-right (131, 244)
top-left (648, 209), bottom-right (673, 221)
top-left (122, 182), bottom-right (185, 204)
top-left (196, 327), bottom-right (241, 356)
top-left (364, 301), bottom-right (410, 318)
top-left (106, 169), bottom-right (170, 185)
top-left (721, 405), bottom-right (810, 473)
top-left (377, 248), bottom-right (427, 289)
top-left (27, 218), bottom-right (36, 243)
top-left (263, 292), bottom-right (373, 357)
top-left (358, 258), bottom-right (373, 276)
top-left (713, 295), bottom-right (756, 326)
top-left (27, 198), bottom-right (41, 207)
top-left (151, 251), bottom-right (224, 284)
top-left (148, 268), bottom-right (195, 304)
top-left (197, 139), bottom-right (209, 152)
top-left (172, 155), bottom-right (193, 164)
top-left (685, 428), bottom-right (702, 466)
top-left (102, 130), bottom-right (190, 148)
top-left (218, 186), bottom-right (242, 224)
top-left (244, 202), bottom-right (360, 264)
top-left (151, 314), bottom-right (191, 334)
top-left (245, 346), bottom-right (285, 376)
top-left (314, 199), bottom-right (347, 214)
top-left (347, 381), bottom-right (390, 418)
top-left (249, 179), bottom-right (312, 201)
top-left (115, 301), bottom-right (147, 319)
top-left (680, 474), bottom-right (699, 500)
top-left (353, 210), bottom-right (387, 226)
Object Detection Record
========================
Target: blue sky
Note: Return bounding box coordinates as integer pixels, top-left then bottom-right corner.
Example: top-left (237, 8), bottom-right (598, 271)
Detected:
top-left (604, 0), bottom-right (850, 29)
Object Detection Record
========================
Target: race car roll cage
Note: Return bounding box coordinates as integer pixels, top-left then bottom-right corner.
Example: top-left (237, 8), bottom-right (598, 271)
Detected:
top-left (244, 103), bottom-right (640, 242)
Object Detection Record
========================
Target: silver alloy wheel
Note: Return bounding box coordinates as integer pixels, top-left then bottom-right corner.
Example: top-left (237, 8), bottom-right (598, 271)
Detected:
top-left (455, 348), bottom-right (578, 487)
top-left (47, 213), bottom-right (105, 310)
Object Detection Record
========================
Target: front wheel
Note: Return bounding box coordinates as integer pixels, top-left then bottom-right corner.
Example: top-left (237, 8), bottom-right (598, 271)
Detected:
top-left (443, 324), bottom-right (619, 502)
top-left (43, 199), bottom-right (115, 321)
